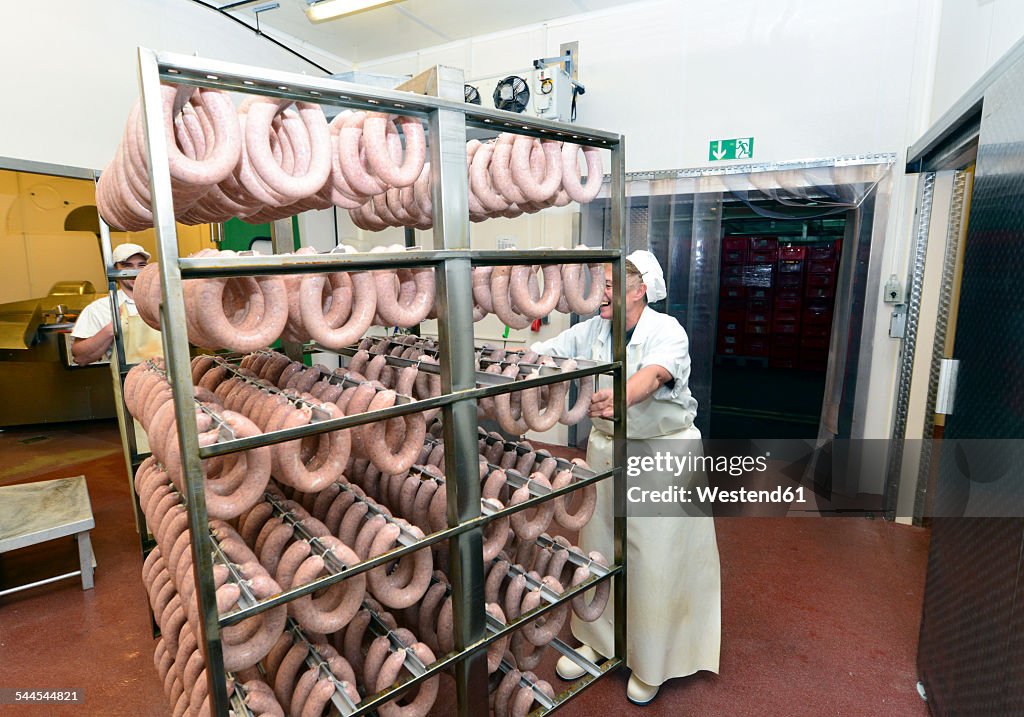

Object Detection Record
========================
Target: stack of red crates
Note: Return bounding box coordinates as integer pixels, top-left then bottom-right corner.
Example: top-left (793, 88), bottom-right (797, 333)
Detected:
top-left (717, 237), bottom-right (840, 371)
top-left (770, 244), bottom-right (804, 368)
top-left (717, 236), bottom-right (777, 358)
top-left (799, 241), bottom-right (840, 370)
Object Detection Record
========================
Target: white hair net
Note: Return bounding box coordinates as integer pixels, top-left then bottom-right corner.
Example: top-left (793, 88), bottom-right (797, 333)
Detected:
top-left (626, 250), bottom-right (667, 302)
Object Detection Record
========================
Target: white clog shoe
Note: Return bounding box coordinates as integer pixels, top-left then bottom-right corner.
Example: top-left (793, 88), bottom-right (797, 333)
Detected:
top-left (626, 674), bottom-right (661, 705)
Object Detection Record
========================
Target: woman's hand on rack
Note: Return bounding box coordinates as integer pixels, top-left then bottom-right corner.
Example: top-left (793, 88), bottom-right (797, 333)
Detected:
top-left (588, 388), bottom-right (614, 419)
top-left (589, 365), bottom-right (673, 418)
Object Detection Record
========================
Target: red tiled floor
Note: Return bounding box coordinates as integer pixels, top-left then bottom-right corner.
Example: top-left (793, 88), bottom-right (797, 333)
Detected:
top-left (0, 422), bottom-right (930, 716)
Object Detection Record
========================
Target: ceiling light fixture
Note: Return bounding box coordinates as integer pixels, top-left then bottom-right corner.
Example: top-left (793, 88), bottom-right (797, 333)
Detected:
top-left (305, 0), bottom-right (404, 23)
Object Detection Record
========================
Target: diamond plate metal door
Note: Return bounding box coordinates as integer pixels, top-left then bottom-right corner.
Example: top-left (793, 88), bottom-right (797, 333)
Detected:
top-left (917, 52), bottom-right (1024, 717)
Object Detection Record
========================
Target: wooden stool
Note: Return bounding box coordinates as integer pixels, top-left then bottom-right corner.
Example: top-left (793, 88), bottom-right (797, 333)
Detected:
top-left (0, 475), bottom-right (96, 595)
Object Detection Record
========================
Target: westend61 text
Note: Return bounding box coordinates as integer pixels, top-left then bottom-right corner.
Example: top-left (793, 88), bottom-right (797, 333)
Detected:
top-left (627, 485), bottom-right (807, 504)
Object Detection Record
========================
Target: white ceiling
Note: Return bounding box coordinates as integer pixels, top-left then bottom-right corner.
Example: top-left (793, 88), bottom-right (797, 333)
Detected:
top-left (225, 0), bottom-right (648, 66)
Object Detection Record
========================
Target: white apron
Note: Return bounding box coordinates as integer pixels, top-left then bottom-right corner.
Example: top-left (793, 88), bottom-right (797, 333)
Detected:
top-left (571, 334), bottom-right (722, 684)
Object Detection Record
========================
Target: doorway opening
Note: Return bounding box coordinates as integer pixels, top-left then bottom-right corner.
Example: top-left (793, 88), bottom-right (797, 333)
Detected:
top-left (712, 207), bottom-right (846, 439)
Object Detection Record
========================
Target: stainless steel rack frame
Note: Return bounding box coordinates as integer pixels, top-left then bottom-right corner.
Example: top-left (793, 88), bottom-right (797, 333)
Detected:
top-left (129, 47), bottom-right (628, 716)
top-left (98, 218), bottom-right (156, 560)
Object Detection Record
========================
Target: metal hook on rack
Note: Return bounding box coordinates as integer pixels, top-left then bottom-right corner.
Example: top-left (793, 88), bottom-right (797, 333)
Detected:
top-left (264, 493), bottom-right (433, 682)
top-left (495, 659), bottom-right (557, 710)
top-left (228, 681), bottom-right (258, 717)
top-left (406, 464), bottom-right (445, 484)
top-left (484, 464), bottom-right (551, 498)
top-left (285, 620), bottom-right (359, 716)
top-left (196, 402), bottom-right (238, 442)
top-left (331, 484), bottom-right (425, 549)
top-left (209, 533), bottom-right (259, 610)
top-left (480, 498), bottom-right (503, 516)
top-left (506, 564), bottom-right (562, 605)
top-left (322, 367), bottom-right (416, 405)
top-left (214, 357), bottom-right (336, 418)
top-left (263, 494), bottom-right (342, 568)
top-left (533, 534), bottom-right (609, 579)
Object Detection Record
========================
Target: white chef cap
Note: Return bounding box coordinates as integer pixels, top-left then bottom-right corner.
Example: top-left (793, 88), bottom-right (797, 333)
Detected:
top-left (626, 250), bottom-right (667, 302)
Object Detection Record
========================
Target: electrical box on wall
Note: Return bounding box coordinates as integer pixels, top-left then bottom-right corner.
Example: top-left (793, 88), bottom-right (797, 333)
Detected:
top-left (532, 67), bottom-right (572, 122)
top-left (883, 274), bottom-right (904, 304)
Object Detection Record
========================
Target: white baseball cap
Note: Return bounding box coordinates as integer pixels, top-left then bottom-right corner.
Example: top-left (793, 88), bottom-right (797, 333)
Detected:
top-left (112, 243), bottom-right (151, 265)
top-left (626, 250), bottom-right (667, 302)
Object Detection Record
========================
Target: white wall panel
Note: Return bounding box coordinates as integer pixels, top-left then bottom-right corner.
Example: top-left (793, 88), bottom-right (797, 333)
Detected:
top-left (989, 2), bottom-right (1024, 65)
top-left (469, 30), bottom-right (545, 81)
top-left (930, 0), bottom-right (1024, 123)
top-left (361, 0), bottom-right (929, 172)
top-left (1, 1), bottom-right (349, 171)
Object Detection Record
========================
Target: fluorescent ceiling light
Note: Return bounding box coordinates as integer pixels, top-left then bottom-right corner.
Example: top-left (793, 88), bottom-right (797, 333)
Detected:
top-left (305, 0), bottom-right (404, 22)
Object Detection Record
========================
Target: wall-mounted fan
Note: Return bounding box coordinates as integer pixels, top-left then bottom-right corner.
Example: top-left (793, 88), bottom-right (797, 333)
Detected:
top-left (493, 75), bottom-right (530, 113)
top-left (464, 84), bottom-right (482, 105)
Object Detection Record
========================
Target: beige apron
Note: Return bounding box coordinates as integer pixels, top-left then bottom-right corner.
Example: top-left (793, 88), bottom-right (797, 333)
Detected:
top-left (111, 301), bottom-right (163, 460)
top-left (571, 336), bottom-right (722, 684)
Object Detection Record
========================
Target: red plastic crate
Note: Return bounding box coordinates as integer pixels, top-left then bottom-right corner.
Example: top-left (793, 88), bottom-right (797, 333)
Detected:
top-left (719, 300), bottom-right (746, 323)
top-left (745, 321), bottom-right (771, 336)
top-left (803, 302), bottom-right (831, 325)
top-left (801, 336), bottom-right (830, 351)
top-left (747, 287), bottom-right (773, 301)
top-left (806, 272), bottom-right (835, 288)
top-left (773, 335), bottom-right (800, 350)
top-left (808, 259), bottom-right (835, 274)
top-left (746, 338), bottom-right (770, 357)
top-left (720, 284), bottom-right (746, 300)
top-left (749, 237), bottom-right (778, 251)
top-left (722, 264), bottom-right (744, 279)
top-left (717, 334), bottom-right (743, 355)
top-left (722, 238), bottom-right (748, 264)
top-left (774, 296), bottom-right (802, 311)
top-left (778, 245), bottom-right (807, 261)
top-left (717, 327), bottom-right (742, 343)
top-left (778, 260), bottom-right (804, 273)
top-left (805, 285), bottom-right (834, 299)
top-left (774, 309), bottom-right (800, 324)
top-left (803, 325), bottom-right (830, 339)
top-left (720, 320), bottom-right (742, 333)
top-left (747, 299), bottom-right (772, 319)
top-left (771, 344), bottom-right (799, 360)
top-left (777, 273), bottom-right (803, 288)
top-left (770, 357), bottom-right (799, 369)
top-left (807, 241), bottom-right (839, 260)
top-left (749, 249), bottom-right (775, 263)
top-left (773, 319), bottom-right (801, 335)
top-left (775, 288), bottom-right (802, 300)
top-left (721, 275), bottom-right (744, 287)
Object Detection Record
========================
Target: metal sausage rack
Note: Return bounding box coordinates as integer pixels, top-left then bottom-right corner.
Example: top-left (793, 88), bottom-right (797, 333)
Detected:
top-left (103, 46), bottom-right (629, 717)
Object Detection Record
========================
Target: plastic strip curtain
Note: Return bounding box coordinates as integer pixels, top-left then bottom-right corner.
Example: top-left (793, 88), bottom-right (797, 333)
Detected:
top-left (583, 159), bottom-right (893, 438)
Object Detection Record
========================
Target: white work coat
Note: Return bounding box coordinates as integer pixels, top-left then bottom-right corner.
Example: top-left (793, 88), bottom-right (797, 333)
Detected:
top-left (531, 306), bottom-right (722, 684)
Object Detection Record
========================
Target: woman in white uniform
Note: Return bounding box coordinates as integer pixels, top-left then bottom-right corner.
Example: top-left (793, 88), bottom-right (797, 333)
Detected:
top-left (530, 251), bottom-right (721, 705)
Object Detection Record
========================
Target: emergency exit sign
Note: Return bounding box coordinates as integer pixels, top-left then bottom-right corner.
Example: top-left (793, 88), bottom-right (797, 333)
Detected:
top-left (709, 137), bottom-right (754, 161)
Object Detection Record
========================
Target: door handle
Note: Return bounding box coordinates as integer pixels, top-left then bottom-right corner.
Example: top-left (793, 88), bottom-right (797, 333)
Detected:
top-left (935, 358), bottom-right (959, 415)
